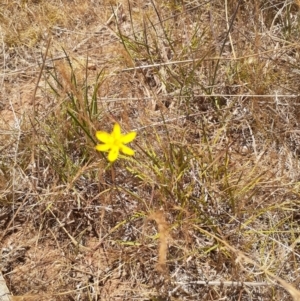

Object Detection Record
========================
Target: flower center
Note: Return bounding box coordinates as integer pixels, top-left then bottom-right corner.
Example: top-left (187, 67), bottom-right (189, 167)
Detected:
top-left (113, 138), bottom-right (122, 147)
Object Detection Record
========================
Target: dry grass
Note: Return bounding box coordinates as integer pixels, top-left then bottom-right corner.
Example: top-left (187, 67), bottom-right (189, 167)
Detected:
top-left (1, 0), bottom-right (300, 300)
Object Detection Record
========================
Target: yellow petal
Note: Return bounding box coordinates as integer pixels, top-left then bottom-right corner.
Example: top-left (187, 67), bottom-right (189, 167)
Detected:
top-left (108, 146), bottom-right (119, 162)
top-left (121, 131), bottom-right (136, 144)
top-left (96, 131), bottom-right (113, 144)
top-left (95, 144), bottom-right (111, 152)
top-left (120, 145), bottom-right (135, 156)
top-left (112, 123), bottom-right (121, 139)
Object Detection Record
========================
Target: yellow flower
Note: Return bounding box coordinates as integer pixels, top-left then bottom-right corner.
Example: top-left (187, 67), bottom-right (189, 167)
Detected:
top-left (95, 123), bottom-right (137, 162)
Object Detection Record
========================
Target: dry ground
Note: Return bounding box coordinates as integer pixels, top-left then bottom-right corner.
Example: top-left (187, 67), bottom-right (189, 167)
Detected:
top-left (1, 0), bottom-right (300, 300)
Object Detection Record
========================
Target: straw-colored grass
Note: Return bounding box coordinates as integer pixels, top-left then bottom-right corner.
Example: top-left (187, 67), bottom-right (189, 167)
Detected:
top-left (1, 0), bottom-right (300, 300)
